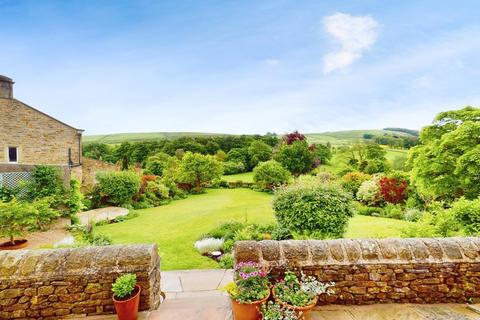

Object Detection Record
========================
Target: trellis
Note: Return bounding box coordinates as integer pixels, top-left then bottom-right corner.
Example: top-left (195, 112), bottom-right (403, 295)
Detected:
top-left (0, 172), bottom-right (33, 189)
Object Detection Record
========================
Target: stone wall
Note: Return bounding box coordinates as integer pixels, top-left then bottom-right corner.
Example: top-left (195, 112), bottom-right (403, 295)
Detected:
top-left (81, 158), bottom-right (119, 192)
top-left (235, 237), bottom-right (480, 305)
top-left (0, 98), bottom-right (82, 168)
top-left (0, 244), bottom-right (161, 319)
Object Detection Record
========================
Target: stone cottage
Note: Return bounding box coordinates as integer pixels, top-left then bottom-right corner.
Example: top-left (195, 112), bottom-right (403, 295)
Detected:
top-left (0, 75), bottom-right (83, 186)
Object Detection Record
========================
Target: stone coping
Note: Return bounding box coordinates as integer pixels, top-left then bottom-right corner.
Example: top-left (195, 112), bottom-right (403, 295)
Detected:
top-left (235, 237), bottom-right (480, 266)
top-left (0, 244), bottom-right (159, 280)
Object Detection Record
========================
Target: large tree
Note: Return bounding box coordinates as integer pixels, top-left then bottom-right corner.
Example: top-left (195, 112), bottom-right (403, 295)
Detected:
top-left (248, 141), bottom-right (273, 167)
top-left (274, 140), bottom-right (314, 176)
top-left (409, 106), bottom-right (480, 200)
top-left (178, 152), bottom-right (223, 192)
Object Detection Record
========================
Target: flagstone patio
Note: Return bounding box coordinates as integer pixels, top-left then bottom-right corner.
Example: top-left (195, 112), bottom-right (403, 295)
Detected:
top-left (81, 269), bottom-right (480, 320)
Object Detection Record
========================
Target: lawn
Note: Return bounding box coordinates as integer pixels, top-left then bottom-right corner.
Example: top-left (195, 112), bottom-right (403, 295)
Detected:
top-left (222, 172), bottom-right (254, 183)
top-left (96, 188), bottom-right (413, 270)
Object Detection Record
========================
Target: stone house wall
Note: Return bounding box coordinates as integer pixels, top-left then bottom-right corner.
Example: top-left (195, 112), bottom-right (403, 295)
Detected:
top-left (81, 158), bottom-right (120, 192)
top-left (235, 237), bottom-right (480, 305)
top-left (0, 244), bottom-right (161, 319)
top-left (0, 98), bottom-right (82, 175)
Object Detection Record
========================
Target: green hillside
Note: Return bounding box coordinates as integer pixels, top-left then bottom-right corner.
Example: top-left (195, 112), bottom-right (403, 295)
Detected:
top-left (305, 129), bottom-right (416, 146)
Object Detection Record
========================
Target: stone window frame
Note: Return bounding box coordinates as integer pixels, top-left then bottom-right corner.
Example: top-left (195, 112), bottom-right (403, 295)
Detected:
top-left (7, 146), bottom-right (19, 164)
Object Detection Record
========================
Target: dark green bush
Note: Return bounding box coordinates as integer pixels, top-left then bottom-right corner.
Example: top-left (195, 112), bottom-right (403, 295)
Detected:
top-left (253, 160), bottom-right (291, 190)
top-left (96, 171), bottom-right (140, 206)
top-left (272, 183), bottom-right (354, 238)
top-left (223, 161), bottom-right (246, 175)
top-left (271, 226), bottom-right (293, 240)
top-left (355, 204), bottom-right (384, 216)
top-left (27, 165), bottom-right (64, 199)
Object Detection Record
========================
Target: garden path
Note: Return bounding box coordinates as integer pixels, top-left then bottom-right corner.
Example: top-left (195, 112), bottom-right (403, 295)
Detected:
top-left (81, 269), bottom-right (480, 320)
top-left (78, 206), bottom-right (129, 225)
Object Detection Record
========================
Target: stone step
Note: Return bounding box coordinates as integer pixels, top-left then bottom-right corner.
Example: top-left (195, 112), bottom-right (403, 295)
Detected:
top-left (148, 295), bottom-right (232, 320)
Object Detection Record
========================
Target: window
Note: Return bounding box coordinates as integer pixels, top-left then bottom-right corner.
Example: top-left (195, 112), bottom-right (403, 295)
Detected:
top-left (8, 147), bottom-right (18, 163)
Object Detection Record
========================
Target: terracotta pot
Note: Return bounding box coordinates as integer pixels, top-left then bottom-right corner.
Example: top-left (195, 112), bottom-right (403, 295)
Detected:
top-left (113, 285), bottom-right (141, 320)
top-left (0, 239), bottom-right (28, 250)
top-left (231, 290), bottom-right (270, 320)
top-left (272, 286), bottom-right (318, 320)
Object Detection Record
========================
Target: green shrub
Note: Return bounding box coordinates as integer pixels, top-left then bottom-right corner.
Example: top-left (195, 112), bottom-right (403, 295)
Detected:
top-left (223, 239), bottom-right (235, 252)
top-left (272, 183), bottom-right (354, 239)
top-left (112, 274), bottom-right (137, 299)
top-left (404, 208), bottom-right (424, 222)
top-left (274, 140), bottom-right (315, 176)
top-left (271, 225), bottom-right (293, 240)
top-left (382, 203), bottom-right (404, 220)
top-left (355, 203), bottom-right (384, 216)
top-left (234, 225), bottom-right (264, 241)
top-left (219, 253), bottom-right (234, 269)
top-left (205, 221), bottom-right (246, 240)
top-left (342, 172), bottom-right (371, 195)
top-left (223, 161), bottom-right (246, 175)
top-left (144, 152), bottom-right (171, 176)
top-left (356, 176), bottom-right (381, 206)
top-left (450, 198), bottom-right (480, 235)
top-left (0, 186), bottom-right (17, 202)
top-left (401, 209), bottom-right (463, 238)
top-left (33, 197), bottom-right (61, 230)
top-left (253, 160), bottom-right (291, 190)
top-left (96, 171), bottom-right (141, 206)
top-left (0, 199), bottom-right (37, 244)
top-left (145, 180), bottom-right (170, 206)
top-left (63, 179), bottom-right (85, 214)
top-left (27, 165), bottom-right (64, 199)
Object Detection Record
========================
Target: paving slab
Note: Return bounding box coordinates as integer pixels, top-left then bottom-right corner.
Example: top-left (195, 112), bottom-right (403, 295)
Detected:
top-left (78, 206), bottom-right (129, 225)
top-left (178, 269), bottom-right (228, 292)
top-left (148, 295), bottom-right (231, 320)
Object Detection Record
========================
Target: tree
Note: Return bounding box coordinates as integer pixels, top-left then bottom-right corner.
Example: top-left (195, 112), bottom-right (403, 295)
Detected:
top-left (283, 131), bottom-right (306, 145)
top-left (248, 141), bottom-right (272, 167)
top-left (178, 152), bottom-right (223, 193)
top-left (0, 199), bottom-right (36, 245)
top-left (227, 148), bottom-right (249, 168)
top-left (409, 107), bottom-right (480, 200)
top-left (145, 152), bottom-right (171, 176)
top-left (274, 140), bottom-right (314, 176)
top-left (310, 143), bottom-right (332, 165)
top-left (253, 160), bottom-right (291, 189)
top-left (114, 142), bottom-right (133, 170)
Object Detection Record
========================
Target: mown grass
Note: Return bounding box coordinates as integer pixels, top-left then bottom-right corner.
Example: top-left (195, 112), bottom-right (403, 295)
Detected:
top-left (222, 172), bottom-right (254, 183)
top-left (96, 189), bottom-right (411, 270)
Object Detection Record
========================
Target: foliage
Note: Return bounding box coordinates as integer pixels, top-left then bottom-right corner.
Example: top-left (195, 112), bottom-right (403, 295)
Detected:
top-left (224, 262), bottom-right (269, 303)
top-left (343, 143), bottom-right (389, 174)
top-left (144, 179), bottom-right (170, 206)
top-left (274, 140), bottom-right (315, 176)
top-left (311, 143), bottom-right (332, 166)
top-left (27, 165), bottom-right (64, 200)
top-left (253, 160), bottom-right (291, 190)
top-left (409, 106), bottom-right (480, 200)
top-left (63, 179), bottom-right (85, 214)
top-left (274, 271), bottom-right (332, 307)
top-left (248, 140), bottom-right (273, 167)
top-left (450, 198), bottom-right (480, 235)
top-left (271, 225), bottom-right (293, 240)
top-left (404, 208), bottom-right (424, 222)
top-left (378, 176), bottom-right (408, 204)
top-left (283, 131), bottom-right (306, 145)
top-left (273, 183), bottom-right (354, 238)
top-left (33, 197), bottom-right (61, 230)
top-left (0, 186), bottom-right (17, 202)
top-left (194, 237), bottom-right (224, 255)
top-left (112, 274), bottom-right (137, 300)
top-left (401, 208), bottom-right (463, 238)
top-left (382, 203), bottom-right (404, 220)
top-left (0, 198), bottom-right (37, 244)
top-left (341, 172), bottom-right (371, 195)
top-left (227, 148), bottom-right (250, 169)
top-left (178, 152), bottom-right (223, 193)
top-left (204, 221), bottom-right (246, 240)
top-left (356, 177), bottom-right (381, 206)
top-left (96, 171), bottom-right (141, 206)
top-left (355, 203), bottom-right (384, 216)
top-left (72, 224), bottom-right (113, 246)
top-left (219, 253), bottom-right (234, 269)
top-left (223, 161), bottom-right (246, 175)
top-left (260, 301), bottom-right (300, 320)
top-left (144, 152), bottom-right (171, 176)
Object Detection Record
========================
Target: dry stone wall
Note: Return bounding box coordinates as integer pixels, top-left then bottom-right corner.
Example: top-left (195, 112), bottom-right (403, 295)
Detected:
top-left (0, 244), bottom-right (161, 319)
top-left (235, 237), bottom-right (480, 305)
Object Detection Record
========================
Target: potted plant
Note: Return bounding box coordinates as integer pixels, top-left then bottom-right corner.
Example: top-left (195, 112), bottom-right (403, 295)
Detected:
top-left (0, 199), bottom-right (36, 250)
top-left (112, 273), bottom-right (141, 320)
top-left (221, 261), bottom-right (270, 320)
top-left (260, 301), bottom-right (300, 320)
top-left (272, 271), bottom-right (333, 320)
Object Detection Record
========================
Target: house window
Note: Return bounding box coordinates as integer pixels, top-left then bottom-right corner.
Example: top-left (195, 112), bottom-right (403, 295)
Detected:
top-left (8, 147), bottom-right (18, 163)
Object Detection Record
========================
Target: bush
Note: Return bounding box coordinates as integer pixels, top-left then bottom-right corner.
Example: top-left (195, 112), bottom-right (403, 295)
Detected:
top-left (144, 152), bottom-right (171, 176)
top-left (219, 254), bottom-right (234, 269)
top-left (401, 209), bottom-right (463, 238)
top-left (450, 198), bottom-right (480, 235)
top-left (274, 140), bottom-right (315, 176)
top-left (205, 221), bottom-right (245, 240)
top-left (404, 208), bottom-right (424, 222)
top-left (0, 186), bottom-right (17, 202)
top-left (63, 179), bottom-right (85, 214)
top-left (272, 183), bottom-right (354, 238)
top-left (33, 197), bottom-right (61, 230)
top-left (144, 180), bottom-right (170, 206)
top-left (356, 177), bottom-right (381, 206)
top-left (378, 176), bottom-right (408, 204)
top-left (382, 203), bottom-right (404, 220)
top-left (342, 172), bottom-right (371, 195)
top-left (234, 225), bottom-right (264, 241)
top-left (27, 165), bottom-right (64, 199)
top-left (253, 160), bottom-right (291, 190)
top-left (223, 161), bottom-right (246, 175)
top-left (96, 171), bottom-right (141, 206)
top-left (271, 225), bottom-right (293, 240)
top-left (355, 203), bottom-right (384, 216)
top-left (194, 238), bottom-right (224, 255)
top-left (112, 274), bottom-right (137, 299)
top-left (0, 199), bottom-right (37, 244)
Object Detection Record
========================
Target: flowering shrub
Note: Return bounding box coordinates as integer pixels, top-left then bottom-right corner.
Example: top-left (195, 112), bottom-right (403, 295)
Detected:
top-left (283, 131), bottom-right (306, 145)
top-left (260, 301), bottom-right (299, 320)
top-left (341, 171), bottom-right (371, 195)
top-left (194, 237), bottom-right (224, 255)
top-left (356, 177), bottom-right (381, 206)
top-left (274, 271), bottom-right (333, 307)
top-left (222, 262), bottom-right (270, 303)
top-left (378, 176), bottom-right (408, 204)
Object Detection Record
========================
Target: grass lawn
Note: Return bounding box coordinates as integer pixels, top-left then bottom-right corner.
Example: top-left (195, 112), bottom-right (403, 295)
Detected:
top-left (222, 172), bottom-right (254, 183)
top-left (96, 189), bottom-right (413, 270)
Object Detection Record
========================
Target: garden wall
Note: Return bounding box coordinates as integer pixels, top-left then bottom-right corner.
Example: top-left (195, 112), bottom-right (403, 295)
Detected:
top-left (235, 237), bottom-right (480, 305)
top-left (0, 244), bottom-right (161, 319)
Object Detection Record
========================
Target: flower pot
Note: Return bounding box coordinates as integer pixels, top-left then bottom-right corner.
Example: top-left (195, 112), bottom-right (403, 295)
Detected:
top-left (113, 285), bottom-right (141, 320)
top-left (0, 239), bottom-right (28, 250)
top-left (272, 286), bottom-right (318, 320)
top-left (231, 291), bottom-right (270, 320)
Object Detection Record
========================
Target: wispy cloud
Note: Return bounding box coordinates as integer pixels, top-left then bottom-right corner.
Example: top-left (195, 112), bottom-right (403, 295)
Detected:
top-left (323, 13), bottom-right (378, 74)
top-left (265, 59), bottom-right (280, 67)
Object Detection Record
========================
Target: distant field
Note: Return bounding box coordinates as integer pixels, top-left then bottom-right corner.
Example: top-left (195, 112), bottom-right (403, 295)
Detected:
top-left (84, 129), bottom-right (417, 145)
top-left (83, 132), bottom-right (230, 144)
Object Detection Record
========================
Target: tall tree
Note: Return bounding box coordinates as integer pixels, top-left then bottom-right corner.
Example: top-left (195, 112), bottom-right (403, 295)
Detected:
top-left (178, 152), bottom-right (223, 192)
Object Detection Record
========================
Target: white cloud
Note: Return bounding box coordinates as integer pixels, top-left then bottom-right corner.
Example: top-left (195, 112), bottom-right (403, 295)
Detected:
top-left (265, 59), bottom-right (280, 67)
top-left (323, 12), bottom-right (378, 74)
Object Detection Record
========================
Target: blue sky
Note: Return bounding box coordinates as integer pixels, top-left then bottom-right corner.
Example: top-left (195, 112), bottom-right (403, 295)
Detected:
top-left (1, 0), bottom-right (480, 135)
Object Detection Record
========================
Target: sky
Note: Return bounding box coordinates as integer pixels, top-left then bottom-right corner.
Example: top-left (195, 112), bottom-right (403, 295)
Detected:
top-left (1, 0), bottom-right (480, 135)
